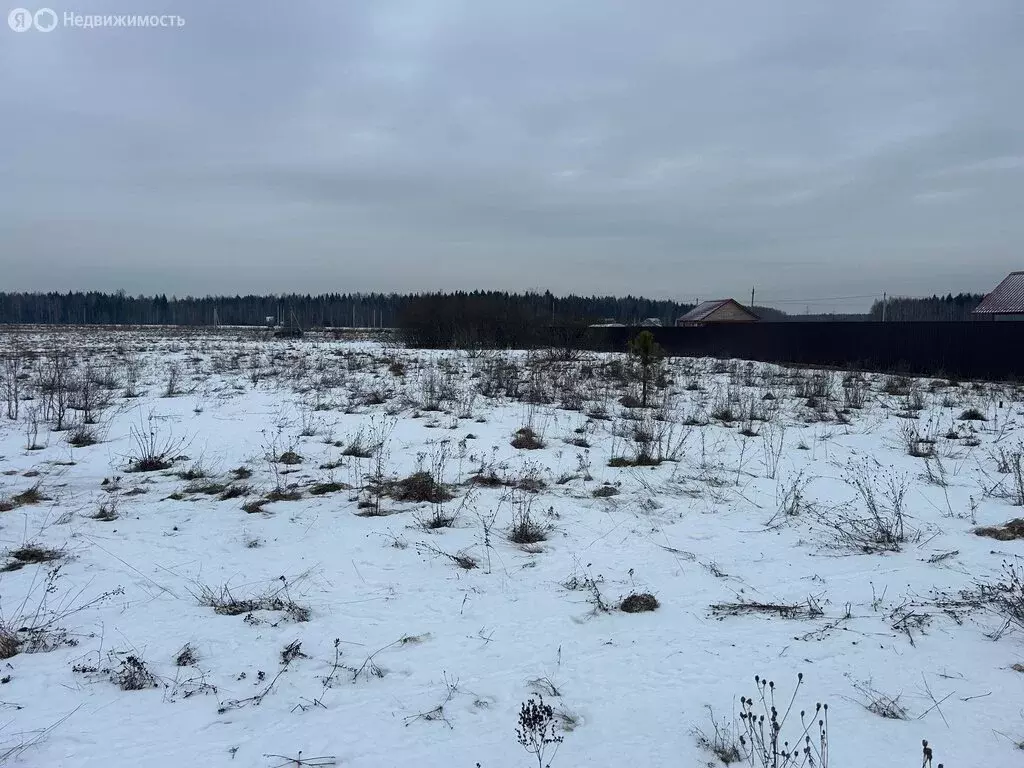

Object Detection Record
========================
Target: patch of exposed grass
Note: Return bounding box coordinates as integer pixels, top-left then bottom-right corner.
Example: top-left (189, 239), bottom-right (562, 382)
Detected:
top-left (958, 407), bottom-right (987, 421)
top-left (67, 425), bottom-right (100, 447)
top-left (174, 643), bottom-right (198, 667)
top-left (12, 484), bottom-right (46, 506)
top-left (509, 507), bottom-right (549, 544)
top-left (193, 583), bottom-right (311, 622)
top-left (389, 471), bottom-right (453, 504)
top-left (2, 544), bottom-right (64, 572)
top-left (264, 488), bottom-right (302, 502)
top-left (468, 470), bottom-right (505, 488)
top-left (277, 451), bottom-right (302, 466)
top-left (184, 481), bottom-right (228, 496)
top-left (309, 481), bottom-right (350, 496)
top-left (608, 455), bottom-right (660, 468)
top-left (620, 593), bottom-right (659, 613)
top-left (511, 427), bottom-right (545, 450)
top-left (975, 519), bottom-right (1024, 541)
top-left (130, 456), bottom-right (173, 473)
top-left (92, 503), bottom-right (118, 521)
top-left (218, 484), bottom-right (250, 500)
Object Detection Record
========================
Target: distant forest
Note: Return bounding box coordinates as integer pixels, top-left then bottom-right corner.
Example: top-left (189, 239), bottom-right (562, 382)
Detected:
top-left (0, 290), bottom-right (704, 327)
top-left (0, 289), bottom-right (987, 328)
top-left (867, 293), bottom-right (984, 321)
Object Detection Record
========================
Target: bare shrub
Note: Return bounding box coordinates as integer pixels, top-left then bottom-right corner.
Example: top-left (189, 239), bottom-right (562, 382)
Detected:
top-left (810, 461), bottom-right (912, 552)
top-left (110, 654), bottom-right (158, 691)
top-left (899, 421), bottom-right (936, 458)
top-left (882, 375), bottom-right (911, 396)
top-left (416, 542), bottom-right (478, 570)
top-left (516, 694), bottom-right (563, 768)
top-left (767, 471), bottom-right (810, 526)
top-left (609, 413), bottom-right (688, 467)
top-left (1, 345), bottom-right (26, 421)
top-left (163, 362), bottom-right (181, 397)
top-left (66, 422), bottom-right (102, 447)
top-left (174, 643), bottom-right (198, 667)
top-left (127, 413), bottom-right (190, 472)
top-left (761, 423), bottom-right (786, 480)
top-left (0, 566), bottom-right (122, 659)
top-left (508, 492), bottom-right (549, 544)
top-left (852, 679), bottom-right (908, 720)
top-left (977, 559), bottom-right (1024, 634)
top-left (737, 673), bottom-right (828, 768)
top-left (340, 426), bottom-right (376, 458)
top-left (1008, 445), bottom-right (1024, 506)
top-left (842, 375), bottom-right (868, 410)
top-left (693, 707), bottom-right (743, 765)
top-left (23, 404), bottom-right (43, 451)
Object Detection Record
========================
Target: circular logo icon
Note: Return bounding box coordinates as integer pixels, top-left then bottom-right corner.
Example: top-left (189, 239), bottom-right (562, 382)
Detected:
top-left (8, 7), bottom-right (33, 31)
top-left (34, 7), bottom-right (56, 31)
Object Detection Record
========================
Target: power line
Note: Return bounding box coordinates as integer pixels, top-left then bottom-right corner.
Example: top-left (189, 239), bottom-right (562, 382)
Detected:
top-left (755, 293), bottom-right (880, 305)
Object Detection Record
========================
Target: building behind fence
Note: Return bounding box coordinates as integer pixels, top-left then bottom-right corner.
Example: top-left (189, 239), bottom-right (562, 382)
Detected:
top-left (588, 321), bottom-right (1024, 380)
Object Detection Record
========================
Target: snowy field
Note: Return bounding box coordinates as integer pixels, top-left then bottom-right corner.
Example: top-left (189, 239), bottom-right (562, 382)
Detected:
top-left (0, 326), bottom-right (1021, 767)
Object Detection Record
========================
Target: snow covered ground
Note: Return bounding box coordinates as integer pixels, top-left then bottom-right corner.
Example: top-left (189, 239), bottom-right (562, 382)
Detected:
top-left (0, 326), bottom-right (1021, 767)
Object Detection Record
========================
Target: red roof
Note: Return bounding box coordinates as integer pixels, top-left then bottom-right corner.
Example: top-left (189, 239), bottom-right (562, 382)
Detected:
top-left (974, 271), bottom-right (1024, 315)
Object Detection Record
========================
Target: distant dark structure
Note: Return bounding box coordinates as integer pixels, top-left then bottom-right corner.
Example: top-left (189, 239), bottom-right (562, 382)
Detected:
top-left (675, 299), bottom-right (759, 327)
top-left (272, 309), bottom-right (304, 338)
top-left (973, 271), bottom-right (1024, 321)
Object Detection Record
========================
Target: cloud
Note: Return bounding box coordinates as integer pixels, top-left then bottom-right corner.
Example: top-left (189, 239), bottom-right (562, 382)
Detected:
top-left (2, 0), bottom-right (1023, 310)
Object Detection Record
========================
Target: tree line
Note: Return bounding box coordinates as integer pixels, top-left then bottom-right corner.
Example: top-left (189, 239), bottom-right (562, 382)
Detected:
top-left (0, 289), bottom-right (988, 335)
top-left (868, 293), bottom-right (984, 321)
top-left (0, 290), bottom-right (701, 330)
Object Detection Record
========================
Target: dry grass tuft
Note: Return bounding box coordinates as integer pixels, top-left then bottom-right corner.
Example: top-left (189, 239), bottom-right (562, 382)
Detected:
top-left (310, 481), bottom-right (350, 496)
top-left (2, 544), bottom-right (64, 572)
top-left (193, 583), bottom-right (311, 623)
top-left (975, 519), bottom-right (1024, 541)
top-left (620, 592), bottom-right (659, 613)
top-left (12, 484), bottom-right (46, 506)
top-left (389, 471), bottom-right (453, 504)
top-left (277, 451), bottom-right (302, 466)
top-left (511, 427), bottom-right (545, 450)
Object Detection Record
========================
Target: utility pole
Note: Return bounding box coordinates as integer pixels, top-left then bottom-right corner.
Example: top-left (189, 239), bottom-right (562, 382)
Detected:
top-left (881, 292), bottom-right (887, 322)
top-left (750, 286), bottom-right (755, 308)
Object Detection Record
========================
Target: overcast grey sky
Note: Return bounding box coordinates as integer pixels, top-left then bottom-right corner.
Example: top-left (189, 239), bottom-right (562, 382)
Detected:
top-left (2, 1), bottom-right (1023, 311)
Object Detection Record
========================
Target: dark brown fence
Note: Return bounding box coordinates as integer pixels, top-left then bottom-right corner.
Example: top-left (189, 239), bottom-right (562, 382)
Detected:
top-left (587, 322), bottom-right (1024, 381)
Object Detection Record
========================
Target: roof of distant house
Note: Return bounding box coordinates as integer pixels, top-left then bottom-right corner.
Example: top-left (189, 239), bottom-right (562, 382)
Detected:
top-left (676, 299), bottom-right (759, 323)
top-left (974, 271), bottom-right (1024, 314)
